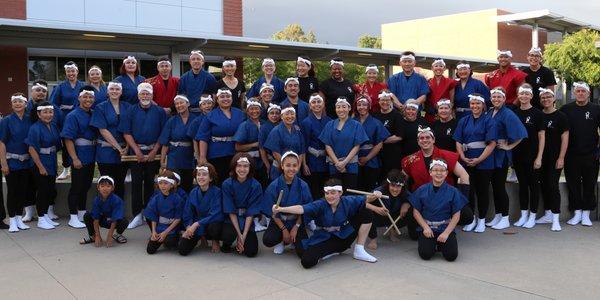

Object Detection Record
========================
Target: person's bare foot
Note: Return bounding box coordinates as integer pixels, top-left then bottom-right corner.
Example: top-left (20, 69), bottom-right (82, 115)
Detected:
top-left (366, 239), bottom-right (378, 250)
top-left (389, 230), bottom-right (401, 242)
top-left (211, 240), bottom-right (220, 253)
top-left (200, 237), bottom-right (209, 248)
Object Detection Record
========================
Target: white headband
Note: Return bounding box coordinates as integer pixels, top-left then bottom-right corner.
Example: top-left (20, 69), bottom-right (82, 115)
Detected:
top-left (157, 60), bottom-right (172, 67)
top-left (173, 172), bottom-right (181, 182)
top-left (246, 100), bottom-right (262, 110)
top-left (336, 98), bottom-right (350, 107)
top-left (79, 90), bottom-right (95, 97)
top-left (98, 175), bottom-right (114, 185)
top-left (11, 95), bottom-right (27, 102)
top-left (405, 102), bottom-right (419, 110)
top-left (378, 91), bottom-right (393, 99)
top-left (108, 82), bottom-right (122, 90)
top-left (137, 83), bottom-right (153, 94)
top-left (356, 97), bottom-right (370, 105)
top-left (157, 176), bottom-right (175, 185)
top-left (262, 58), bottom-right (275, 66)
top-left (330, 60), bottom-right (344, 67)
top-left (36, 105), bottom-right (54, 111)
top-left (297, 57), bottom-right (311, 66)
top-left (432, 59), bottom-right (445, 67)
top-left (216, 89), bottom-right (232, 97)
top-left (468, 94), bottom-right (485, 103)
top-left (309, 95), bottom-right (323, 103)
top-left (281, 151), bottom-right (299, 161)
top-left (123, 56), bottom-right (137, 63)
top-left (456, 63), bottom-right (471, 69)
top-left (200, 95), bottom-right (214, 104)
top-left (32, 83), bottom-right (48, 91)
top-left (237, 157), bottom-right (250, 164)
top-left (417, 126), bottom-right (434, 137)
top-left (490, 89), bottom-right (506, 97)
top-left (222, 60), bottom-right (236, 67)
top-left (436, 99), bottom-right (452, 108)
top-left (518, 87), bottom-right (533, 94)
top-left (267, 103), bottom-right (281, 113)
top-left (285, 77), bottom-right (299, 86)
top-left (323, 185), bottom-right (343, 192)
top-left (196, 166), bottom-right (209, 173)
top-left (174, 95), bottom-right (189, 103)
top-left (400, 54), bottom-right (415, 61)
top-left (259, 83), bottom-right (274, 94)
top-left (365, 65), bottom-right (379, 73)
top-left (386, 178), bottom-right (404, 186)
top-left (538, 87), bottom-right (555, 96)
top-left (429, 159), bottom-right (448, 170)
top-left (281, 107), bottom-right (296, 114)
top-left (497, 50), bottom-right (513, 58)
top-left (64, 63), bottom-right (78, 70)
top-left (573, 82), bottom-right (590, 92)
top-left (88, 66), bottom-right (102, 74)
top-left (528, 47), bottom-right (542, 55)
top-left (190, 50), bottom-right (204, 59)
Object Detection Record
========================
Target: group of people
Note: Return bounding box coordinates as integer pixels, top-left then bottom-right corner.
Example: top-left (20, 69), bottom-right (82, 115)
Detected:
top-left (0, 46), bottom-right (597, 268)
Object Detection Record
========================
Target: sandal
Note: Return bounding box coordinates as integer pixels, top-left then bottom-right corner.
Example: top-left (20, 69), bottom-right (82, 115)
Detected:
top-left (80, 236), bottom-right (94, 245)
top-left (113, 233), bottom-right (127, 244)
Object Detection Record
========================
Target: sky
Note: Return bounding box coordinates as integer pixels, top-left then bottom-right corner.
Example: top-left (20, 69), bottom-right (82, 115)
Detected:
top-left (243, 0), bottom-right (600, 46)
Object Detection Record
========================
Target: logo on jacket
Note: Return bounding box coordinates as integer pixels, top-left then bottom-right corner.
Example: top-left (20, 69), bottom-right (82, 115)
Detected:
top-left (536, 77), bottom-right (541, 84)
top-left (446, 128), bottom-right (452, 135)
top-left (525, 116), bottom-right (531, 124)
top-left (586, 112), bottom-right (591, 120)
top-left (309, 83), bottom-right (314, 89)
top-left (383, 120), bottom-right (390, 127)
top-left (547, 120), bottom-right (553, 128)
top-left (347, 87), bottom-right (352, 92)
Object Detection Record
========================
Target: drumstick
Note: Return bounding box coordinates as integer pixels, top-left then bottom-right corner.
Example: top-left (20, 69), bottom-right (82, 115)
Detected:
top-left (346, 189), bottom-right (401, 235)
top-left (121, 155), bottom-right (161, 162)
top-left (345, 189), bottom-right (390, 199)
top-left (383, 215), bottom-right (403, 236)
top-left (275, 190), bottom-right (284, 208)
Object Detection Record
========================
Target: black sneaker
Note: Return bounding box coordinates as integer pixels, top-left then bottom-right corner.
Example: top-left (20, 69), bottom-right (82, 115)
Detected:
top-left (0, 221), bottom-right (9, 230)
top-left (221, 244), bottom-right (233, 253)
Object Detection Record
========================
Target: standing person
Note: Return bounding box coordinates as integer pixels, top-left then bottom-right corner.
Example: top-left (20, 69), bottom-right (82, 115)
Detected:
top-left (246, 58), bottom-right (286, 103)
top-left (353, 64), bottom-right (387, 113)
top-left (264, 106), bottom-right (306, 180)
top-left (521, 47), bottom-right (557, 109)
top-left (319, 58), bottom-right (356, 117)
top-left (319, 98), bottom-right (369, 189)
top-left (178, 50), bottom-right (216, 114)
top-left (87, 65), bottom-right (108, 107)
top-left (258, 103), bottom-right (281, 182)
top-left (537, 88), bottom-right (569, 231)
top-left (454, 62), bottom-right (491, 120)
top-left (221, 153), bottom-right (263, 257)
top-left (373, 90), bottom-right (404, 180)
top-left (233, 100), bottom-right (266, 185)
top-left (484, 50), bottom-right (527, 108)
top-left (296, 56), bottom-right (319, 102)
top-left (485, 87), bottom-right (527, 230)
top-left (91, 82), bottom-right (129, 199)
top-left (187, 94), bottom-right (215, 159)
top-left (387, 51), bottom-right (429, 109)
top-left (355, 96), bottom-right (390, 192)
top-left (399, 101), bottom-right (430, 159)
top-left (196, 88), bottom-right (245, 184)
top-left (159, 95), bottom-right (197, 192)
top-left (214, 58), bottom-right (246, 109)
top-left (280, 77), bottom-right (310, 122)
top-left (51, 61), bottom-right (84, 181)
top-left (560, 82), bottom-right (600, 226)
top-left (301, 94), bottom-right (332, 199)
top-left (453, 94), bottom-right (497, 233)
top-left (119, 82), bottom-right (167, 229)
top-left (425, 59), bottom-right (456, 123)
top-left (26, 102), bottom-right (62, 230)
top-left (146, 58), bottom-right (180, 114)
top-left (512, 84), bottom-right (545, 228)
top-left (257, 83), bottom-right (275, 120)
top-left (113, 56), bottom-right (146, 105)
top-left (431, 100), bottom-right (458, 152)
top-left (61, 86), bottom-right (98, 228)
top-left (0, 93), bottom-right (33, 232)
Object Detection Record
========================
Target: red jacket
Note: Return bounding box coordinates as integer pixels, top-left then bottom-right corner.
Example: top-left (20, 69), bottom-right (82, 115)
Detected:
top-left (484, 66), bottom-right (527, 106)
top-left (426, 76), bottom-right (456, 122)
top-left (401, 147), bottom-right (459, 192)
top-left (146, 75), bottom-right (180, 108)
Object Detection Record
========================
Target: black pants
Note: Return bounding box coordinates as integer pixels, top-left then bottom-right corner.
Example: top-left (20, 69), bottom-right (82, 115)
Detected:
top-left (513, 160), bottom-right (540, 212)
top-left (540, 162), bottom-right (562, 213)
top-left (418, 231), bottom-right (458, 262)
top-left (130, 160), bottom-right (160, 216)
top-left (466, 167), bottom-right (493, 218)
top-left (304, 171), bottom-right (327, 200)
top-left (358, 166), bottom-right (380, 193)
top-left (175, 168), bottom-right (194, 193)
top-left (68, 163), bottom-right (94, 214)
top-left (255, 166), bottom-right (269, 190)
top-left (98, 163), bottom-right (128, 199)
top-left (0, 171), bottom-right (4, 221)
top-left (332, 172), bottom-right (358, 190)
top-left (368, 207), bottom-right (418, 240)
top-left (5, 169), bottom-right (30, 217)
top-left (221, 222), bottom-right (259, 257)
top-left (147, 235), bottom-right (179, 254)
top-left (83, 212), bottom-right (128, 236)
top-left (178, 222), bottom-right (223, 256)
top-left (32, 166), bottom-right (56, 216)
top-left (300, 205), bottom-right (372, 269)
top-left (60, 149), bottom-right (71, 168)
top-left (209, 156), bottom-right (233, 186)
top-left (564, 154), bottom-right (599, 211)
top-left (262, 221), bottom-right (308, 257)
top-left (491, 166), bottom-right (510, 216)
top-left (23, 170), bottom-right (36, 207)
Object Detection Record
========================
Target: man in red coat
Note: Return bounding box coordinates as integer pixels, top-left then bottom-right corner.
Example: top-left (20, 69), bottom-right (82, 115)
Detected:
top-left (146, 58), bottom-right (180, 114)
top-left (426, 59), bottom-right (456, 123)
top-left (484, 50), bottom-right (527, 107)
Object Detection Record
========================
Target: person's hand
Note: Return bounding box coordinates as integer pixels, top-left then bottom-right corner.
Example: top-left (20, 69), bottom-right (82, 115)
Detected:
top-left (437, 231), bottom-right (449, 243)
top-left (1, 162), bottom-right (9, 176)
top-left (150, 231), bottom-right (159, 241)
top-left (182, 227), bottom-right (194, 239)
top-left (400, 203), bottom-right (410, 218)
top-left (334, 161), bottom-right (345, 172)
top-left (289, 225), bottom-right (299, 243)
top-left (135, 149), bottom-right (146, 162)
top-left (556, 158), bottom-right (564, 169)
top-left (105, 235), bottom-right (113, 248)
top-left (533, 158), bottom-right (542, 169)
top-left (72, 158), bottom-right (83, 169)
top-left (146, 150), bottom-right (157, 163)
top-left (358, 157), bottom-right (368, 166)
top-left (160, 160), bottom-right (167, 168)
top-left (423, 226), bottom-right (434, 238)
top-left (303, 165), bottom-right (311, 176)
top-left (198, 157), bottom-right (207, 165)
top-left (94, 234), bottom-right (103, 247)
top-left (272, 205), bottom-right (281, 215)
top-left (158, 232), bottom-right (168, 242)
top-left (496, 140), bottom-right (509, 150)
top-left (236, 233), bottom-right (245, 253)
top-left (38, 166), bottom-right (48, 176)
top-left (372, 190), bottom-right (383, 198)
top-left (211, 241), bottom-right (220, 253)
top-left (373, 206), bottom-right (389, 216)
top-left (282, 228), bottom-right (291, 244)
top-left (118, 147), bottom-right (128, 156)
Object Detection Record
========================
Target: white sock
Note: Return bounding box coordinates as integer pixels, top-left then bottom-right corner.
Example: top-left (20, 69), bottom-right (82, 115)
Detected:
top-left (523, 212), bottom-right (537, 228)
top-left (567, 210), bottom-right (582, 225)
top-left (462, 219), bottom-right (476, 232)
top-left (8, 217), bottom-right (19, 232)
top-left (551, 214), bottom-right (561, 231)
top-left (491, 216), bottom-right (510, 230)
top-left (581, 210), bottom-right (592, 226)
top-left (353, 244), bottom-right (377, 263)
top-left (514, 210), bottom-right (529, 227)
top-left (273, 242), bottom-right (284, 254)
top-left (486, 214), bottom-right (502, 227)
top-left (474, 218), bottom-right (486, 233)
top-left (15, 216), bottom-right (30, 230)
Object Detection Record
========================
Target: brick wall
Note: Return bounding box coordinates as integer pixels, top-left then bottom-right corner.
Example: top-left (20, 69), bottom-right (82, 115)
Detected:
top-left (0, 0), bottom-right (26, 19)
top-left (497, 9), bottom-right (548, 64)
top-left (222, 0), bottom-right (244, 79)
top-left (0, 0), bottom-right (27, 115)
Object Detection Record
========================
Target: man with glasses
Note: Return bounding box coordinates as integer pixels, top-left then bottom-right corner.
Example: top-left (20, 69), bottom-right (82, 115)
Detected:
top-left (521, 47), bottom-right (557, 109)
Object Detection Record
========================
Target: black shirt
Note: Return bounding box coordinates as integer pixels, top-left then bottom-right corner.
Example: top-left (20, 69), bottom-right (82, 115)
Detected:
top-left (298, 76), bottom-right (319, 102)
top-left (399, 116), bottom-right (430, 158)
top-left (521, 66), bottom-right (557, 109)
top-left (319, 78), bottom-right (355, 117)
top-left (215, 78), bottom-right (246, 109)
top-left (513, 106), bottom-right (545, 162)
top-left (542, 110), bottom-right (569, 162)
top-left (373, 109), bottom-right (404, 167)
top-left (560, 101), bottom-right (600, 156)
top-left (432, 119), bottom-right (458, 152)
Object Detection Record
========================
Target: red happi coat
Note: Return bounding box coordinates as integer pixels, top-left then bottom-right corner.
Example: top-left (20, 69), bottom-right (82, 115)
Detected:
top-left (147, 75), bottom-right (180, 108)
top-left (401, 146), bottom-right (459, 192)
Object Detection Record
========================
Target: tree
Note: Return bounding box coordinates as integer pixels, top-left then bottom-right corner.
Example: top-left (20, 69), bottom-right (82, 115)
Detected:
top-left (272, 24), bottom-right (317, 43)
top-left (544, 29), bottom-right (600, 86)
top-left (357, 34), bottom-right (382, 49)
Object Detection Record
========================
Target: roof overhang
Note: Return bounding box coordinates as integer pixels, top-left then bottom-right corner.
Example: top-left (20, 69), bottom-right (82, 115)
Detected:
top-left (495, 9), bottom-right (600, 33)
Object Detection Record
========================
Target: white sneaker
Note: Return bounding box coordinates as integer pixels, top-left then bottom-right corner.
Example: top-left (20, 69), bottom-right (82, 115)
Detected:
top-left (462, 219), bottom-right (476, 232)
top-left (514, 210), bottom-right (529, 227)
top-left (536, 210), bottom-right (552, 224)
top-left (15, 216), bottom-right (30, 230)
top-left (353, 244), bottom-right (377, 263)
top-left (491, 216), bottom-right (510, 230)
top-left (253, 218), bottom-right (267, 232)
top-left (581, 210), bottom-right (592, 226)
top-left (8, 217), bottom-right (19, 233)
top-left (506, 170), bottom-right (518, 183)
top-left (37, 216), bottom-right (56, 230)
top-left (273, 242), bottom-right (285, 255)
top-left (57, 167), bottom-right (70, 180)
top-left (127, 213), bottom-right (144, 229)
top-left (125, 170), bottom-right (132, 182)
top-left (47, 205), bottom-right (59, 220)
top-left (44, 214), bottom-right (59, 226)
top-left (77, 210), bottom-right (86, 222)
top-left (68, 214), bottom-right (86, 228)
top-left (486, 214), bottom-right (502, 227)
top-left (21, 206), bottom-right (36, 222)
top-left (567, 210), bottom-right (582, 225)
top-left (321, 252), bottom-right (340, 261)
top-left (551, 214), bottom-right (561, 231)
top-left (474, 218), bottom-right (486, 233)
top-left (523, 212), bottom-right (537, 228)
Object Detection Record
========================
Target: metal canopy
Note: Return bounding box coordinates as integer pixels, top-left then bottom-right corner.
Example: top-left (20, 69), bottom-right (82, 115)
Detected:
top-left (496, 9), bottom-right (600, 33)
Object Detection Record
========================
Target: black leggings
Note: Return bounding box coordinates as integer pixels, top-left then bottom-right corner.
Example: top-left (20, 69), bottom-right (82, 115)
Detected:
top-left (147, 235), bottom-right (179, 254)
top-left (130, 160), bottom-right (160, 216)
top-left (83, 212), bottom-right (128, 236)
top-left (178, 222), bottom-right (223, 256)
top-left (304, 171), bottom-right (327, 200)
top-left (564, 154), bottom-right (599, 211)
top-left (466, 167), bottom-right (493, 218)
top-left (209, 156), bottom-right (233, 186)
top-left (491, 166), bottom-right (510, 216)
top-left (540, 162), bottom-right (562, 213)
top-left (97, 163), bottom-right (128, 199)
top-left (221, 222), bottom-right (259, 257)
top-left (368, 207), bottom-right (418, 240)
top-left (418, 231), bottom-right (458, 261)
top-left (513, 159), bottom-right (540, 212)
top-left (332, 172), bottom-right (358, 190)
top-left (300, 205), bottom-right (372, 269)
top-left (68, 163), bottom-right (94, 214)
top-left (262, 221), bottom-right (308, 257)
top-left (175, 168), bottom-right (194, 193)
top-left (358, 166), bottom-right (380, 193)
top-left (32, 166), bottom-right (56, 216)
top-left (5, 169), bottom-right (31, 217)
top-left (0, 171), bottom-right (4, 221)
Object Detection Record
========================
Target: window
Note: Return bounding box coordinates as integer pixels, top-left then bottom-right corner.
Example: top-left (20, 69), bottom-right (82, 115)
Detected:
top-left (28, 56), bottom-right (57, 82)
top-left (57, 58), bottom-right (85, 81)
top-left (140, 59), bottom-right (157, 78)
top-left (85, 59), bottom-right (113, 82)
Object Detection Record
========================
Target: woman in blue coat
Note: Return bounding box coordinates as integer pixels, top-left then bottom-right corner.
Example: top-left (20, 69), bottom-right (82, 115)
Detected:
top-left (246, 58), bottom-right (286, 103)
top-left (233, 100), bottom-right (265, 185)
top-left (258, 103), bottom-right (281, 182)
top-left (264, 106), bottom-right (306, 180)
top-left (300, 94), bottom-right (331, 199)
top-left (453, 61), bottom-right (491, 120)
top-left (113, 56), bottom-right (145, 104)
